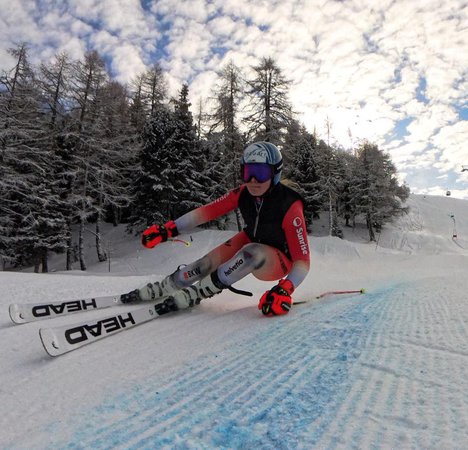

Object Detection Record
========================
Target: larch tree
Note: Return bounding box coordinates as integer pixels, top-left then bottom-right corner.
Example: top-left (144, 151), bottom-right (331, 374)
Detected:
top-left (67, 50), bottom-right (109, 270)
top-left (243, 57), bottom-right (294, 145)
top-left (0, 44), bottom-right (67, 271)
top-left (207, 61), bottom-right (246, 229)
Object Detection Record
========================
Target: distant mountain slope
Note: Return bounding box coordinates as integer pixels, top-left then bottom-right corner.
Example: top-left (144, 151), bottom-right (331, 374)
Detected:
top-left (375, 194), bottom-right (468, 254)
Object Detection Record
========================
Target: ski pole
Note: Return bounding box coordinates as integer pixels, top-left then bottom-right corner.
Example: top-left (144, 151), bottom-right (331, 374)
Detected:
top-left (316, 288), bottom-right (365, 299)
top-left (168, 238), bottom-right (191, 247)
top-left (295, 288), bottom-right (365, 305)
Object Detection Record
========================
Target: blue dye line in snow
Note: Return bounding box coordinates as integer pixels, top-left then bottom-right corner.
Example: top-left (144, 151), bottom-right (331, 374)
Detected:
top-left (57, 286), bottom-right (399, 450)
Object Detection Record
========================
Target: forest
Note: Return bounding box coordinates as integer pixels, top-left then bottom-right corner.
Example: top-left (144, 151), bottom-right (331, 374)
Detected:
top-left (0, 44), bottom-right (409, 272)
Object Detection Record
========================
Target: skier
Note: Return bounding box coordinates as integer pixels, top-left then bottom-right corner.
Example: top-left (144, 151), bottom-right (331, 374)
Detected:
top-left (122, 141), bottom-right (310, 316)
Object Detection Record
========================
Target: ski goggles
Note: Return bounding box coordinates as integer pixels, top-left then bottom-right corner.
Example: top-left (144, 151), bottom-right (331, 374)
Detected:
top-left (240, 163), bottom-right (274, 183)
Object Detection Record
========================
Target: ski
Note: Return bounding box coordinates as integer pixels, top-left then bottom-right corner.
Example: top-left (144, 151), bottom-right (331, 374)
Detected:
top-left (39, 304), bottom-right (162, 357)
top-left (9, 295), bottom-right (124, 324)
top-left (33, 289), bottom-right (365, 356)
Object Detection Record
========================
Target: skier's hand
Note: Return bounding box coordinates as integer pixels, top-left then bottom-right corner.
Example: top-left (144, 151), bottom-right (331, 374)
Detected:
top-left (141, 220), bottom-right (179, 248)
top-left (258, 279), bottom-right (294, 316)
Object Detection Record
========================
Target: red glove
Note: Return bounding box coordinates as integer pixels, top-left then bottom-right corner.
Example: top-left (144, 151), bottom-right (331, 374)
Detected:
top-left (141, 220), bottom-right (178, 248)
top-left (258, 279), bottom-right (295, 316)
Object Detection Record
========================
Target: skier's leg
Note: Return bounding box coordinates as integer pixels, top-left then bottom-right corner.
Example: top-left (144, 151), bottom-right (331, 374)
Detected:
top-left (169, 243), bottom-right (291, 309)
top-left (171, 231), bottom-right (251, 288)
top-left (122, 232), bottom-right (249, 303)
top-left (217, 243), bottom-right (292, 285)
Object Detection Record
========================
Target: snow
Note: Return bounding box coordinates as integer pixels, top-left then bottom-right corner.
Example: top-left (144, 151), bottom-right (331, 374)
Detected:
top-left (1, 194), bottom-right (468, 449)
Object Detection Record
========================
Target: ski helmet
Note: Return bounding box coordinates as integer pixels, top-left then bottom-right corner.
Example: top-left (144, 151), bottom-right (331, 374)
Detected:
top-left (241, 142), bottom-right (283, 185)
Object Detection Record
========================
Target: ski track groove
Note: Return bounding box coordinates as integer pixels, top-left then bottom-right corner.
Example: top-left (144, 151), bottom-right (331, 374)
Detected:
top-left (33, 280), bottom-right (468, 450)
top-left (310, 292), bottom-right (393, 449)
top-left (215, 300), bottom-right (377, 450)
top-left (61, 291), bottom-right (384, 450)
top-left (380, 284), bottom-right (462, 450)
top-left (312, 284), bottom-right (468, 450)
top-left (80, 314), bottom-right (342, 448)
top-left (93, 315), bottom-right (319, 447)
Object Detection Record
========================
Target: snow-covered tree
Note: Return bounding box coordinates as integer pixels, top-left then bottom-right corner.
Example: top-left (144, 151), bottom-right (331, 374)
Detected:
top-left (129, 63), bottom-right (167, 133)
top-left (198, 136), bottom-right (233, 229)
top-left (244, 57), bottom-right (294, 145)
top-left (350, 142), bottom-right (410, 241)
top-left (39, 52), bottom-right (72, 130)
top-left (62, 50), bottom-right (110, 269)
top-left (37, 51), bottom-right (78, 270)
top-left (209, 61), bottom-right (244, 150)
top-left (91, 80), bottom-right (138, 258)
top-left (169, 84), bottom-right (211, 217)
top-left (128, 84), bottom-right (214, 230)
top-left (0, 44), bottom-right (67, 271)
top-left (334, 150), bottom-right (358, 228)
top-left (285, 125), bottom-right (322, 229)
top-left (128, 104), bottom-right (180, 228)
top-left (205, 61), bottom-right (247, 229)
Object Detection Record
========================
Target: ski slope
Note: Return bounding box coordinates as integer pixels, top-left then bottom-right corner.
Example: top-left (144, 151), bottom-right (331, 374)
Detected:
top-left (1, 194), bottom-right (468, 449)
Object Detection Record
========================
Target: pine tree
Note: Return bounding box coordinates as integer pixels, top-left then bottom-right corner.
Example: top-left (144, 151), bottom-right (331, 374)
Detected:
top-left (285, 124), bottom-right (321, 229)
top-left (128, 84), bottom-right (214, 231)
top-left (199, 136), bottom-right (232, 229)
top-left (170, 84), bottom-right (211, 217)
top-left (350, 142), bottom-right (409, 241)
top-left (128, 104), bottom-right (179, 229)
top-left (334, 150), bottom-right (357, 228)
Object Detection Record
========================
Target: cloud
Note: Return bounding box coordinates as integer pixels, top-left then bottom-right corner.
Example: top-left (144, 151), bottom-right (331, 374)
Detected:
top-left (0, 0), bottom-right (466, 198)
top-left (433, 121), bottom-right (468, 171)
top-left (110, 43), bottom-right (148, 83)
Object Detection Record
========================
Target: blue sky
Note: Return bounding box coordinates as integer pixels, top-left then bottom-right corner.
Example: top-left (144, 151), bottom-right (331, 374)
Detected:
top-left (1, 0), bottom-right (467, 199)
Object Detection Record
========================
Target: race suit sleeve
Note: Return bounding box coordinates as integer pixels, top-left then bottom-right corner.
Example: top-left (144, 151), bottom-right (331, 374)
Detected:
top-left (174, 187), bottom-right (243, 233)
top-left (282, 200), bottom-right (311, 290)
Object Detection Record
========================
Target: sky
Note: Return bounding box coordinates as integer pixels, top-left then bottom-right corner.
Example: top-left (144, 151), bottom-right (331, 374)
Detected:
top-left (1, 0), bottom-right (467, 199)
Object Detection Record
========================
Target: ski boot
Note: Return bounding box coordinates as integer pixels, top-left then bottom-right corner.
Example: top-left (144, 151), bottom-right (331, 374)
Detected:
top-left (166, 271), bottom-right (227, 310)
top-left (121, 271), bottom-right (179, 303)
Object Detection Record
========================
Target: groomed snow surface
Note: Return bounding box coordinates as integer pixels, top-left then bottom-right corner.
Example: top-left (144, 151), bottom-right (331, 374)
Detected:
top-left (1, 194), bottom-right (468, 449)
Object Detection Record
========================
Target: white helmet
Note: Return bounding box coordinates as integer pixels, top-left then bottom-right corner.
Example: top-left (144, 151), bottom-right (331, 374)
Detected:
top-left (241, 142), bottom-right (283, 185)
